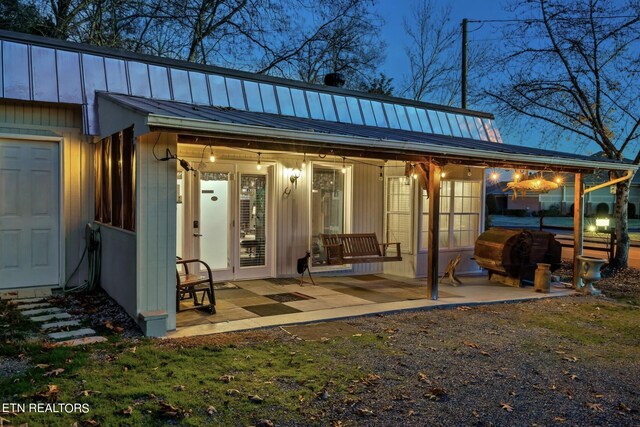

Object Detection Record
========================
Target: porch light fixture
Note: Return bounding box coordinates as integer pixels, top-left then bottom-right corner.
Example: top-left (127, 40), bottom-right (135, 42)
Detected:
top-left (341, 157), bottom-right (346, 174)
top-left (289, 167), bottom-right (301, 188)
top-left (301, 153), bottom-right (307, 169)
top-left (440, 169), bottom-right (447, 179)
top-left (209, 145), bottom-right (216, 162)
top-left (379, 166), bottom-right (384, 181)
top-left (490, 170), bottom-right (500, 182)
top-left (467, 167), bottom-right (472, 177)
top-left (257, 152), bottom-right (262, 170)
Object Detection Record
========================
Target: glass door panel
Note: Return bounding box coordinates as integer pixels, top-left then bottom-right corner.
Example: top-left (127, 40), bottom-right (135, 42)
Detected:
top-left (239, 174), bottom-right (267, 268)
top-left (176, 171), bottom-right (184, 258)
top-left (199, 170), bottom-right (232, 274)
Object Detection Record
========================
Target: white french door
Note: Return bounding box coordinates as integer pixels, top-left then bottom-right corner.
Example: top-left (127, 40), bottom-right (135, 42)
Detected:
top-left (177, 163), bottom-right (273, 281)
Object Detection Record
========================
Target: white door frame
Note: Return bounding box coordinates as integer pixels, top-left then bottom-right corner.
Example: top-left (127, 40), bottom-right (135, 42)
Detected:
top-left (179, 160), bottom-right (275, 281)
top-left (0, 134), bottom-right (64, 288)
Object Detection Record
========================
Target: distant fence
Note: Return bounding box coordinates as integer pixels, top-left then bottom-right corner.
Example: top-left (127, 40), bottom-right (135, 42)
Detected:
top-left (539, 217), bottom-right (615, 262)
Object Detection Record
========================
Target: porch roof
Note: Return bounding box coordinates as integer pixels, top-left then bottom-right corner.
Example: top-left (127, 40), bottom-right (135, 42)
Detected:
top-left (98, 92), bottom-right (635, 173)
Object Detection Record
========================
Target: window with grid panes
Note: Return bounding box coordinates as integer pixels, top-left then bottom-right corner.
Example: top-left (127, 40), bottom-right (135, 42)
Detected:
top-left (421, 180), bottom-right (480, 249)
top-left (386, 177), bottom-right (412, 253)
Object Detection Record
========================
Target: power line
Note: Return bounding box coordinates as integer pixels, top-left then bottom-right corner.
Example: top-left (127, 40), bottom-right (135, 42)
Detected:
top-left (467, 15), bottom-right (638, 24)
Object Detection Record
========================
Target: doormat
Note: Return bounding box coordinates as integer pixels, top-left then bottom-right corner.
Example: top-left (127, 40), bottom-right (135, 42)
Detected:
top-left (266, 278), bottom-right (300, 286)
top-left (213, 282), bottom-right (240, 290)
top-left (265, 292), bottom-right (315, 303)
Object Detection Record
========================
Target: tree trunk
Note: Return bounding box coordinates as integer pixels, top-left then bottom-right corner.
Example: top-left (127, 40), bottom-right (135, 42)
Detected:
top-left (612, 178), bottom-right (630, 268)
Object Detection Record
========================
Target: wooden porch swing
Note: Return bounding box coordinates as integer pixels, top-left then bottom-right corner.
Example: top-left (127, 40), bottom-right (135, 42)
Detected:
top-left (320, 233), bottom-right (402, 265)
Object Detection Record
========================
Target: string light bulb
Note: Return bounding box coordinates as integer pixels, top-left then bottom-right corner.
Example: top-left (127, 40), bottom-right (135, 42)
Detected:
top-left (490, 170), bottom-right (499, 182)
top-left (256, 152), bottom-right (262, 170)
top-left (440, 170), bottom-right (446, 179)
top-left (514, 171), bottom-right (521, 181)
top-left (555, 176), bottom-right (563, 185)
top-left (379, 166), bottom-right (384, 182)
top-left (209, 145), bottom-right (216, 162)
top-left (301, 153), bottom-right (306, 169)
top-left (341, 157), bottom-right (346, 174)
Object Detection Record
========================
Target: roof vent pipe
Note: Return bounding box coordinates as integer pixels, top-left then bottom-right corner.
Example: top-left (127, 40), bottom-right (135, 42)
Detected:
top-left (324, 73), bottom-right (345, 87)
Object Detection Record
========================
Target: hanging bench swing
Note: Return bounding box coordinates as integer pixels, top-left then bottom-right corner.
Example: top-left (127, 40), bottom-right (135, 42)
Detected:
top-left (320, 233), bottom-right (402, 265)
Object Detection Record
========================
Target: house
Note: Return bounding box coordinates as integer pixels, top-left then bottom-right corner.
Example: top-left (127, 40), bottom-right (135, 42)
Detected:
top-left (488, 172), bottom-right (640, 217)
top-left (0, 30), bottom-right (634, 336)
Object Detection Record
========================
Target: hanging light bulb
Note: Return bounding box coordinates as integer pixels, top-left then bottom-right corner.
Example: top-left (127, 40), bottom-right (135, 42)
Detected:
top-left (256, 152), bottom-right (262, 170)
top-left (378, 166), bottom-right (384, 182)
top-left (514, 171), bottom-right (521, 181)
top-left (341, 157), bottom-right (346, 174)
top-left (301, 153), bottom-right (307, 169)
top-left (555, 175), bottom-right (563, 185)
top-left (440, 170), bottom-right (446, 179)
top-left (209, 145), bottom-right (216, 162)
top-left (490, 170), bottom-right (499, 182)
top-left (466, 167), bottom-right (472, 177)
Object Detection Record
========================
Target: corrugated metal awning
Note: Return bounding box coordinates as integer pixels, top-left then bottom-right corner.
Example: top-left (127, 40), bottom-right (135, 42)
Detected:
top-left (97, 92), bottom-right (635, 173)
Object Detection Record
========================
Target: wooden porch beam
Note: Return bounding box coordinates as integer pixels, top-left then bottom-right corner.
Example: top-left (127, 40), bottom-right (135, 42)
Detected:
top-left (573, 172), bottom-right (584, 288)
top-left (427, 163), bottom-right (441, 300)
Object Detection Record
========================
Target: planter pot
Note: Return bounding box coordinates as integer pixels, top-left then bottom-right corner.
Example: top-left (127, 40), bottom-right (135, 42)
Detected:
top-left (534, 263), bottom-right (551, 293)
top-left (576, 255), bottom-right (606, 295)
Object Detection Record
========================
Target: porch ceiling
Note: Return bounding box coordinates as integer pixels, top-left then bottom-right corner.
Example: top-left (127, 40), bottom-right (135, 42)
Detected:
top-left (98, 92), bottom-right (636, 173)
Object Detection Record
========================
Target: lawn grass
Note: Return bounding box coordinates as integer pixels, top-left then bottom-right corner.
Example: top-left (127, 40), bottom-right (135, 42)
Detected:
top-left (0, 329), bottom-right (385, 426)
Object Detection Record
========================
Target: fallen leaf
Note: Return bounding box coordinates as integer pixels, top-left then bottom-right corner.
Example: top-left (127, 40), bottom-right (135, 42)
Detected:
top-left (480, 351), bottom-right (491, 357)
top-left (357, 408), bottom-right (375, 417)
top-left (225, 389), bottom-right (241, 396)
top-left (457, 306), bottom-right (472, 311)
top-left (426, 387), bottom-right (447, 401)
top-left (206, 405), bottom-right (217, 415)
top-left (36, 384), bottom-right (59, 398)
top-left (553, 416), bottom-right (566, 422)
top-left (121, 406), bottom-right (133, 415)
top-left (174, 385), bottom-right (186, 391)
top-left (595, 393), bottom-right (604, 398)
top-left (563, 356), bottom-right (578, 363)
top-left (219, 374), bottom-right (234, 383)
top-left (82, 420), bottom-right (99, 426)
top-left (43, 368), bottom-right (65, 377)
top-left (79, 390), bottom-right (101, 397)
top-left (158, 401), bottom-right (180, 417)
top-left (587, 403), bottom-right (604, 412)
top-left (317, 389), bottom-right (330, 400)
top-left (35, 364), bottom-right (50, 369)
top-left (464, 341), bottom-right (480, 349)
top-left (418, 372), bottom-right (430, 383)
top-left (114, 326), bottom-right (124, 334)
top-left (500, 402), bottom-right (514, 412)
top-left (408, 410), bottom-right (415, 416)
top-left (352, 333), bottom-right (362, 337)
top-left (248, 394), bottom-right (264, 403)
top-left (256, 419), bottom-right (274, 427)
top-left (616, 402), bottom-right (631, 412)
top-left (130, 346), bottom-right (137, 353)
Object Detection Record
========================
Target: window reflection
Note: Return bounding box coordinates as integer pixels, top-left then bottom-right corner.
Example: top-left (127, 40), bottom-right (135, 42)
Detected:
top-left (319, 93), bottom-right (337, 121)
top-left (209, 75), bottom-right (229, 107)
top-left (346, 97), bottom-right (363, 125)
top-left (417, 108), bottom-right (432, 133)
top-left (360, 99), bottom-right (377, 126)
top-left (406, 107), bottom-right (422, 132)
top-left (225, 78), bottom-right (246, 110)
top-left (395, 105), bottom-right (411, 130)
top-left (291, 88), bottom-right (309, 118)
top-left (276, 86), bottom-right (294, 116)
top-left (334, 95), bottom-right (351, 123)
top-left (384, 103), bottom-right (400, 129)
top-left (371, 101), bottom-right (387, 127)
top-left (260, 83), bottom-right (278, 114)
top-left (244, 81), bottom-right (263, 112)
top-left (306, 91), bottom-right (324, 120)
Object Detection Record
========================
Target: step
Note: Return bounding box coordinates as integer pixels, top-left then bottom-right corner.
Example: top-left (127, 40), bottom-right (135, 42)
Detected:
top-left (29, 313), bottom-right (73, 322)
top-left (48, 328), bottom-right (96, 340)
top-left (17, 303), bottom-right (52, 311)
top-left (51, 336), bottom-right (108, 347)
top-left (21, 307), bottom-right (61, 316)
top-left (41, 320), bottom-right (81, 330)
top-left (13, 297), bottom-right (48, 304)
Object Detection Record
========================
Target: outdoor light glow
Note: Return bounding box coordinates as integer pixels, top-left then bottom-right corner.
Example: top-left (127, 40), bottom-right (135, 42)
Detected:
top-left (301, 153), bottom-right (306, 169)
top-left (209, 146), bottom-right (215, 162)
top-left (490, 171), bottom-right (499, 181)
top-left (588, 225), bottom-right (596, 232)
top-left (440, 171), bottom-right (446, 178)
top-left (341, 157), bottom-right (346, 174)
top-left (514, 172), bottom-right (521, 180)
top-left (555, 176), bottom-right (563, 184)
top-left (256, 153), bottom-right (262, 170)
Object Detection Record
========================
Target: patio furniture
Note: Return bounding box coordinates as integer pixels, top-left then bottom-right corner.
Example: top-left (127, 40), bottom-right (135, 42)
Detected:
top-left (320, 233), bottom-right (402, 265)
top-left (176, 258), bottom-right (216, 313)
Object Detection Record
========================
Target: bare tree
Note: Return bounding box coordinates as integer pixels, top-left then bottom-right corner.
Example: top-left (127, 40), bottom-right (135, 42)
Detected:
top-left (400, 0), bottom-right (456, 103)
top-left (486, 0), bottom-right (640, 267)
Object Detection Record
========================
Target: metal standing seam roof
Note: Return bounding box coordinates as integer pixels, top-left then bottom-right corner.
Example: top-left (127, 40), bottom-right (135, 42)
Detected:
top-left (98, 92), bottom-right (634, 172)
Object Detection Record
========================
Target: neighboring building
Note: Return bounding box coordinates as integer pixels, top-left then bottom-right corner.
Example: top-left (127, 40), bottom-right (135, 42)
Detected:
top-left (0, 30), bottom-right (632, 336)
top-left (487, 172), bottom-right (640, 217)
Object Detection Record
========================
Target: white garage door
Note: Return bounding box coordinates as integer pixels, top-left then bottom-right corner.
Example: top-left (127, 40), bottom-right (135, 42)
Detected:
top-left (0, 140), bottom-right (60, 289)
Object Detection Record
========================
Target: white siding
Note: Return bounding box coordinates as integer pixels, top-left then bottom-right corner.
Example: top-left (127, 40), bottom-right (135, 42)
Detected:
top-left (137, 132), bottom-right (177, 329)
top-left (0, 100), bottom-right (90, 286)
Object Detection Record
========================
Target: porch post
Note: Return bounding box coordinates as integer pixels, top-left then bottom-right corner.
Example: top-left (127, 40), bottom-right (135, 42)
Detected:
top-left (427, 163), bottom-right (441, 300)
top-left (573, 172), bottom-right (584, 288)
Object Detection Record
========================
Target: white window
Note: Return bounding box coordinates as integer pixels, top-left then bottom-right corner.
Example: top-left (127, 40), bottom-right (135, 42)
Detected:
top-left (421, 180), bottom-right (481, 250)
top-left (386, 177), bottom-right (413, 253)
top-left (311, 164), bottom-right (351, 266)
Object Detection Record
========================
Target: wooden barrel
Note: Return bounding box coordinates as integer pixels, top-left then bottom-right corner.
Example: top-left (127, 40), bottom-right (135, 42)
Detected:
top-left (474, 228), bottom-right (562, 281)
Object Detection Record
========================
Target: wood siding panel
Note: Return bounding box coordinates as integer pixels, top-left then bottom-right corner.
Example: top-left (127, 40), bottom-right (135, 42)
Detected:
top-left (0, 100), bottom-right (89, 286)
top-left (137, 132), bottom-right (177, 330)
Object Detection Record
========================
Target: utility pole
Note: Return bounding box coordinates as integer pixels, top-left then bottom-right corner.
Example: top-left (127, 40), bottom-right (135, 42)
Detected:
top-left (461, 18), bottom-right (468, 109)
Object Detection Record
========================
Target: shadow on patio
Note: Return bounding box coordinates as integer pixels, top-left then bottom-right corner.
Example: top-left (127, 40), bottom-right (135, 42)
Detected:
top-left (169, 274), bottom-right (575, 338)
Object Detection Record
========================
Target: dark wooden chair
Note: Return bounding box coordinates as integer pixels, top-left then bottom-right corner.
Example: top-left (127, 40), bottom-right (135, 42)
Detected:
top-left (319, 233), bottom-right (402, 265)
top-left (176, 258), bottom-right (216, 313)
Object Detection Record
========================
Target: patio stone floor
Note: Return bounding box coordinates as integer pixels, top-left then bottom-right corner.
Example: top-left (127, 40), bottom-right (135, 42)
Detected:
top-left (170, 274), bottom-right (574, 338)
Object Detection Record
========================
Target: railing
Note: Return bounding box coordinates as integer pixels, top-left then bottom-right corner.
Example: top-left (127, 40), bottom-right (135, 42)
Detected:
top-left (539, 217), bottom-right (615, 263)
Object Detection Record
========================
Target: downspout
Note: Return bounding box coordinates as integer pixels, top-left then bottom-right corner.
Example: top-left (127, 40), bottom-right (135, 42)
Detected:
top-left (583, 169), bottom-right (634, 194)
